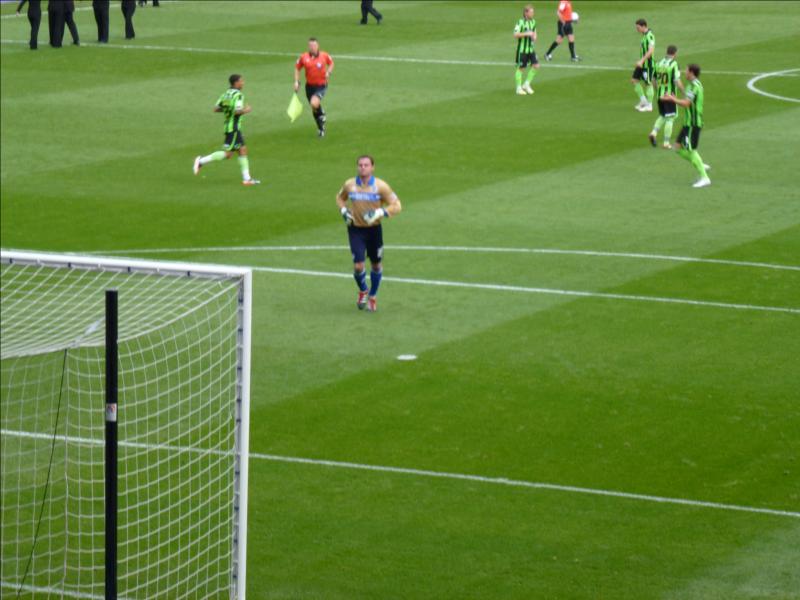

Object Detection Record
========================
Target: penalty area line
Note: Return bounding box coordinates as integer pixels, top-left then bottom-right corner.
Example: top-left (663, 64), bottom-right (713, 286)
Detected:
top-left (93, 244), bottom-right (800, 272)
top-left (2, 429), bottom-right (798, 519)
top-left (248, 265), bottom-right (800, 315)
top-left (0, 38), bottom-right (797, 78)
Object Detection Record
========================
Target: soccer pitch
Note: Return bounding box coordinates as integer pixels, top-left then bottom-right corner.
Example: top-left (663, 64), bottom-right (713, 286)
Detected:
top-left (1, 0), bottom-right (800, 597)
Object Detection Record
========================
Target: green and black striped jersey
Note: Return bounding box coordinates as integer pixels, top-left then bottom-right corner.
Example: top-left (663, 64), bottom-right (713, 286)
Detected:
top-left (684, 79), bottom-right (704, 128)
top-left (655, 56), bottom-right (680, 97)
top-left (514, 18), bottom-right (536, 55)
top-left (216, 88), bottom-right (245, 134)
top-left (639, 29), bottom-right (655, 71)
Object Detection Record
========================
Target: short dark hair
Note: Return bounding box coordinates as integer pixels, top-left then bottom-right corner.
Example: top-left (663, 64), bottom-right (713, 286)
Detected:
top-left (308, 37), bottom-right (318, 42)
top-left (635, 19), bottom-right (647, 27)
top-left (666, 45), bottom-right (677, 56)
top-left (688, 63), bottom-right (701, 77)
top-left (357, 155), bottom-right (374, 166)
top-left (229, 73), bottom-right (242, 86)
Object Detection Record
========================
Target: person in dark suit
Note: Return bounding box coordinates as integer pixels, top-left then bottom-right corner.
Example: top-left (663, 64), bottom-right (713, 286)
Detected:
top-left (16, 0), bottom-right (41, 50)
top-left (360, 0), bottom-right (382, 25)
top-left (93, 0), bottom-right (109, 43)
top-left (63, 0), bottom-right (80, 45)
top-left (47, 0), bottom-right (64, 47)
top-left (121, 0), bottom-right (136, 39)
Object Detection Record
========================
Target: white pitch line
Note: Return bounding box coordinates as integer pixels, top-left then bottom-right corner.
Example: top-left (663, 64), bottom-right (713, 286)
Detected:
top-left (746, 68), bottom-right (800, 103)
top-left (93, 244), bottom-right (800, 272)
top-left (248, 265), bottom-right (800, 315)
top-left (0, 581), bottom-right (109, 600)
top-left (1, 37), bottom-right (797, 78)
top-left (3, 429), bottom-right (798, 519)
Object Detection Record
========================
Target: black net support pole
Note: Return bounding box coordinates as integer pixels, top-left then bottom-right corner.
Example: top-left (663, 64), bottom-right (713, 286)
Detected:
top-left (105, 289), bottom-right (118, 600)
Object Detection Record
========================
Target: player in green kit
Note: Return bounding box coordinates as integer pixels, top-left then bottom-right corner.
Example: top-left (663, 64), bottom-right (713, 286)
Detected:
top-left (193, 74), bottom-right (260, 185)
top-left (649, 45), bottom-right (684, 149)
top-left (513, 5), bottom-right (539, 95)
top-left (632, 19), bottom-right (655, 112)
top-left (663, 64), bottom-right (711, 188)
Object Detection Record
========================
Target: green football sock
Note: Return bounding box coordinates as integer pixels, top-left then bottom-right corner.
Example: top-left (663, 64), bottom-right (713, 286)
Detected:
top-left (525, 69), bottom-right (537, 84)
top-left (664, 117), bottom-right (674, 141)
top-left (634, 82), bottom-right (645, 101)
top-left (238, 156), bottom-right (250, 181)
top-left (645, 85), bottom-right (654, 103)
top-left (652, 116), bottom-right (665, 133)
top-left (689, 150), bottom-right (708, 178)
top-left (515, 70), bottom-right (523, 86)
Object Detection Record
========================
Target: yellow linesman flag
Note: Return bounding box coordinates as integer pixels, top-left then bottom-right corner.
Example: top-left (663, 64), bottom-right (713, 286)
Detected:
top-left (287, 93), bottom-right (303, 123)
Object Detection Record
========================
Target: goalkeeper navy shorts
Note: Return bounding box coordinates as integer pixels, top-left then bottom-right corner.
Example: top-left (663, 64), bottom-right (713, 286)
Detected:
top-left (348, 224), bottom-right (383, 264)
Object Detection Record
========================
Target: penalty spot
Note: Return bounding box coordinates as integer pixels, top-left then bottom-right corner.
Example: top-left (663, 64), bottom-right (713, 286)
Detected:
top-left (397, 354), bottom-right (417, 361)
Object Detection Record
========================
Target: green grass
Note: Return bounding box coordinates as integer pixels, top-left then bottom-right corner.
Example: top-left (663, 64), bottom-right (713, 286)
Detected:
top-left (2, 1), bottom-right (800, 598)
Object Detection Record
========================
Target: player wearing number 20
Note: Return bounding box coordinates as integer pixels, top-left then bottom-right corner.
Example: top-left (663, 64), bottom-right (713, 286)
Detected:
top-left (336, 155), bottom-right (402, 312)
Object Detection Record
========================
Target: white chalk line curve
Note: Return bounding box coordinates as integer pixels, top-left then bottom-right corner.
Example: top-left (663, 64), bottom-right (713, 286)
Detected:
top-left (746, 68), bottom-right (800, 103)
top-left (2, 428), bottom-right (798, 519)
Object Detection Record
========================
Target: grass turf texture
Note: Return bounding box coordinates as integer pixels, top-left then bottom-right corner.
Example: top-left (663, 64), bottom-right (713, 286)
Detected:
top-left (2, 1), bottom-right (800, 598)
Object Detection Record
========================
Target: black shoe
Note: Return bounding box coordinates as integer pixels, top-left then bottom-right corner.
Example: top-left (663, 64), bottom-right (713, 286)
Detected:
top-left (376, 16), bottom-right (382, 24)
top-left (318, 128), bottom-right (326, 138)
top-left (648, 133), bottom-right (657, 147)
top-left (359, 20), bottom-right (367, 25)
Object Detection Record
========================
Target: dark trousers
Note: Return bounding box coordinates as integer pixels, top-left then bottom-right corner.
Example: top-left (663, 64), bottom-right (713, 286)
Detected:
top-left (93, 1), bottom-right (109, 42)
top-left (64, 9), bottom-right (79, 44)
top-left (48, 5), bottom-right (64, 47)
top-left (121, 1), bottom-right (136, 39)
top-left (28, 12), bottom-right (41, 49)
top-left (360, 0), bottom-right (382, 23)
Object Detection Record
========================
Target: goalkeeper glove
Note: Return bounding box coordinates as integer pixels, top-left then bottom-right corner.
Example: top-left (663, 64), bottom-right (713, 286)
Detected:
top-left (340, 206), bottom-right (354, 226)
top-left (364, 208), bottom-right (389, 226)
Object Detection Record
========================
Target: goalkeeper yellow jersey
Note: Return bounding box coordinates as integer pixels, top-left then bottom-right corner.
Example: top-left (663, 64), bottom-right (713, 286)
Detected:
top-left (337, 175), bottom-right (397, 228)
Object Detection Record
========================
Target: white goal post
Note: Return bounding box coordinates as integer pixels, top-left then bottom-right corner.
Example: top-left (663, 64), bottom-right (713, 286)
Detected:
top-left (0, 250), bottom-right (251, 600)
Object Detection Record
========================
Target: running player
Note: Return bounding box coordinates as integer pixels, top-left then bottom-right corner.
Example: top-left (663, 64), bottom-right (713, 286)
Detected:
top-left (632, 19), bottom-right (655, 112)
top-left (336, 155), bottom-right (402, 312)
top-left (513, 5), bottom-right (539, 95)
top-left (294, 37), bottom-right (334, 137)
top-left (544, 0), bottom-right (581, 62)
top-left (193, 74), bottom-right (260, 185)
top-left (649, 45), bottom-right (684, 148)
top-left (663, 64), bottom-right (711, 188)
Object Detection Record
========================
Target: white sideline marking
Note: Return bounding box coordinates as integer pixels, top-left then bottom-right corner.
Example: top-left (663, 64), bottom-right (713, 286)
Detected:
top-left (94, 244), bottom-right (800, 273)
top-left (746, 68), bottom-right (800, 103)
top-left (2, 428), bottom-right (799, 519)
top-left (1, 37), bottom-right (797, 79)
top-left (247, 265), bottom-right (800, 315)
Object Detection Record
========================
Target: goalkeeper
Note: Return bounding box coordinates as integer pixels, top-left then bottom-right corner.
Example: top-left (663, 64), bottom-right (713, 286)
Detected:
top-left (336, 155), bottom-right (402, 313)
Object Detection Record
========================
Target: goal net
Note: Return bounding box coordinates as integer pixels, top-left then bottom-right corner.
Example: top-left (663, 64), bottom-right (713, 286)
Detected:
top-left (0, 250), bottom-right (251, 600)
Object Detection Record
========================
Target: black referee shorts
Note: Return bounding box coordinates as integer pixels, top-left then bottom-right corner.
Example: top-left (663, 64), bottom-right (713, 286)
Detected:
top-left (557, 21), bottom-right (574, 37)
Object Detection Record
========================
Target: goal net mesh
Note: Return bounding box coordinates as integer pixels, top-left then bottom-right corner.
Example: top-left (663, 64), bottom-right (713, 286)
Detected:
top-left (1, 254), bottom-right (249, 599)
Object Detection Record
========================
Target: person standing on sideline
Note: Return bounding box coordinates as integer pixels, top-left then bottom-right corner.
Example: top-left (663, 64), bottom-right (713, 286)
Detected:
top-left (544, 0), bottom-right (581, 62)
top-left (294, 38), bottom-right (334, 137)
top-left (47, 0), bottom-right (64, 47)
top-left (93, 0), bottom-right (109, 43)
top-left (663, 64), bottom-right (711, 188)
top-left (193, 74), bottom-right (261, 186)
top-left (360, 0), bottom-right (382, 25)
top-left (16, 0), bottom-right (41, 50)
top-left (336, 155), bottom-right (402, 312)
top-left (513, 5), bottom-right (539, 95)
top-left (121, 0), bottom-right (136, 39)
top-left (63, 0), bottom-right (80, 46)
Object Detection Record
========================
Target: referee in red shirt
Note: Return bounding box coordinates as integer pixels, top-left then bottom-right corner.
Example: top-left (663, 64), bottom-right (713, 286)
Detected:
top-left (294, 38), bottom-right (334, 137)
